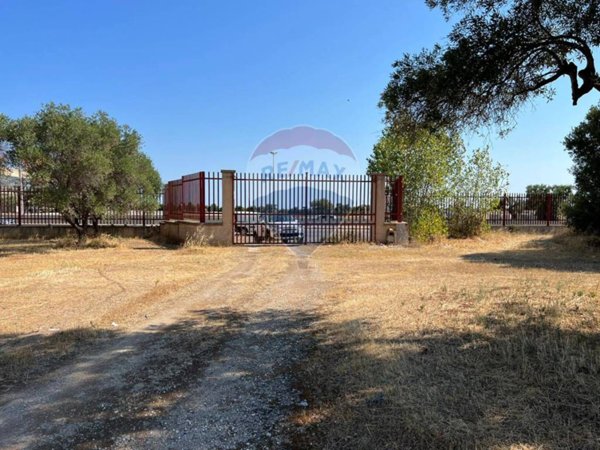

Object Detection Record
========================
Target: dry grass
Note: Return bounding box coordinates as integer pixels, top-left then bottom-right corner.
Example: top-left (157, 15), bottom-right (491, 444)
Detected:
top-left (53, 233), bottom-right (125, 249)
top-left (297, 231), bottom-right (600, 449)
top-left (0, 236), bottom-right (241, 391)
top-left (3, 232), bottom-right (600, 448)
top-left (0, 237), bottom-right (242, 334)
top-left (0, 237), bottom-right (294, 393)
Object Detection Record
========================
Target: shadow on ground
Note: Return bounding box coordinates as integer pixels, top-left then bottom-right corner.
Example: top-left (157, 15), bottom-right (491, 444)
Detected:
top-left (3, 299), bottom-right (599, 449)
top-left (0, 240), bottom-right (58, 257)
top-left (0, 236), bottom-right (179, 258)
top-left (294, 299), bottom-right (600, 450)
top-left (0, 307), bottom-right (317, 449)
top-left (462, 235), bottom-right (600, 273)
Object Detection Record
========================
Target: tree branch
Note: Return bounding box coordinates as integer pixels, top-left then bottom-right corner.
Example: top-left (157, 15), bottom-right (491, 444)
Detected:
top-left (512, 67), bottom-right (568, 97)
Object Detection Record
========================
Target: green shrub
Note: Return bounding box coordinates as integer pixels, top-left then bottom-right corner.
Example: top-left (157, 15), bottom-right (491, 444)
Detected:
top-left (564, 107), bottom-right (600, 235)
top-left (410, 206), bottom-right (447, 242)
top-left (565, 195), bottom-right (600, 235)
top-left (447, 202), bottom-right (489, 238)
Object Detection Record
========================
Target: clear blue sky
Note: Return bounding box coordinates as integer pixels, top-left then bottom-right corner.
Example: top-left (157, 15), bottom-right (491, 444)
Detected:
top-left (1, 0), bottom-right (597, 190)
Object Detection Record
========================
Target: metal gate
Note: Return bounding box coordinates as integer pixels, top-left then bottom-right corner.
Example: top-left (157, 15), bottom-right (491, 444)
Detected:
top-left (233, 173), bottom-right (376, 245)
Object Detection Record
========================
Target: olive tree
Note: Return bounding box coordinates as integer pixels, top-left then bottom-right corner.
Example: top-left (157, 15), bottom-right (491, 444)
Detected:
top-left (0, 103), bottom-right (161, 242)
top-left (382, 0), bottom-right (600, 132)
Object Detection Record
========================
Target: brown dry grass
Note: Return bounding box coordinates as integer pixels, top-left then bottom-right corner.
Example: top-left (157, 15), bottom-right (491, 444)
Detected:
top-left (0, 237), bottom-right (294, 393)
top-left (3, 232), bottom-right (600, 448)
top-left (297, 231), bottom-right (600, 450)
top-left (0, 237), bottom-right (239, 334)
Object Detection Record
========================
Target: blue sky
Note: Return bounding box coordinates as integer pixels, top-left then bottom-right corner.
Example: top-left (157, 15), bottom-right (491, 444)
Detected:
top-left (1, 0), bottom-right (597, 190)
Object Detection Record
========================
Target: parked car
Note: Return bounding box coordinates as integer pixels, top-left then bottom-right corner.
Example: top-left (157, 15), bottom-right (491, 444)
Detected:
top-left (262, 214), bottom-right (304, 243)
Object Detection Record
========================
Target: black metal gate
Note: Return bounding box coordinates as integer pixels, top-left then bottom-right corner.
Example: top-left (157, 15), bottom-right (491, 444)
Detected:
top-left (233, 173), bottom-right (375, 245)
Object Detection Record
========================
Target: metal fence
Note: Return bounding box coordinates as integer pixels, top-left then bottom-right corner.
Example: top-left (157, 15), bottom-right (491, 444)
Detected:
top-left (0, 187), bottom-right (163, 227)
top-left (390, 191), bottom-right (572, 227)
top-left (164, 171), bottom-right (222, 222)
top-left (491, 192), bottom-right (571, 226)
top-left (233, 173), bottom-right (376, 244)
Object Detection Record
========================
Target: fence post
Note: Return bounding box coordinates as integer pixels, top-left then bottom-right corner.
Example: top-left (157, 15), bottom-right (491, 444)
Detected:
top-left (546, 193), bottom-right (552, 227)
top-left (304, 172), bottom-right (309, 242)
top-left (164, 184), bottom-right (170, 220)
top-left (179, 176), bottom-right (185, 220)
top-left (502, 193), bottom-right (507, 227)
top-left (221, 170), bottom-right (235, 245)
top-left (170, 184), bottom-right (173, 220)
top-left (199, 171), bottom-right (206, 223)
top-left (17, 186), bottom-right (22, 226)
top-left (372, 173), bottom-right (387, 243)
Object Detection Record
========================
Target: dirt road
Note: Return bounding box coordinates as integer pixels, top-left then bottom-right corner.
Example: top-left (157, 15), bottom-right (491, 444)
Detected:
top-left (0, 246), bottom-right (324, 449)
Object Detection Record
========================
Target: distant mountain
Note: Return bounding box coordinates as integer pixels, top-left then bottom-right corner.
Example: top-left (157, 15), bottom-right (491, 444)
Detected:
top-left (245, 185), bottom-right (369, 209)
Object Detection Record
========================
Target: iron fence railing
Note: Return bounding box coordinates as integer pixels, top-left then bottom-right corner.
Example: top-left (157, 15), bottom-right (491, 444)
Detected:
top-left (492, 192), bottom-right (571, 226)
top-left (0, 187), bottom-right (163, 227)
top-left (164, 171), bottom-right (222, 222)
top-left (392, 192), bottom-right (572, 227)
top-left (233, 173), bottom-right (376, 244)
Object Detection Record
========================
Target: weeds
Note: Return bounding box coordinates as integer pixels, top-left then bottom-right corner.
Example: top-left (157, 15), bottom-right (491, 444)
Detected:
top-left (54, 234), bottom-right (122, 249)
top-left (182, 227), bottom-right (211, 249)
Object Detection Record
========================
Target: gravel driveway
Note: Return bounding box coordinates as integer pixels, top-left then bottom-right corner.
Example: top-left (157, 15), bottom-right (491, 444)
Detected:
top-left (0, 246), bottom-right (324, 449)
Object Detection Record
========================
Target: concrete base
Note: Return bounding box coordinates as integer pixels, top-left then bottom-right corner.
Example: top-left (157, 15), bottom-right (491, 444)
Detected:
top-left (383, 221), bottom-right (409, 245)
top-left (160, 220), bottom-right (232, 245)
top-left (0, 225), bottom-right (158, 240)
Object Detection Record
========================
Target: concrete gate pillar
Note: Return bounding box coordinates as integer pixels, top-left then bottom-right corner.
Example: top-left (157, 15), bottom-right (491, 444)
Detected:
top-left (371, 173), bottom-right (387, 243)
top-left (221, 169), bottom-right (235, 245)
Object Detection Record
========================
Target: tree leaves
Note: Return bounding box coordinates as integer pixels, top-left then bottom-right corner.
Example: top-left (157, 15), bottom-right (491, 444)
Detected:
top-left (383, 0), bottom-right (600, 132)
top-left (367, 126), bottom-right (508, 239)
top-left (1, 103), bottom-right (162, 241)
top-left (563, 106), bottom-right (600, 233)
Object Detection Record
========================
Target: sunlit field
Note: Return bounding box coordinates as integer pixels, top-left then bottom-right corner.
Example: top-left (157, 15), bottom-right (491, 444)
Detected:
top-left (296, 232), bottom-right (600, 449)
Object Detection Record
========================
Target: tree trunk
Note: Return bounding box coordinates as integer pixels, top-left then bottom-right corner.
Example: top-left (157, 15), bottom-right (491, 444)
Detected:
top-left (75, 227), bottom-right (87, 246)
top-left (91, 217), bottom-right (100, 237)
top-left (79, 215), bottom-right (89, 246)
top-left (63, 214), bottom-right (88, 246)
